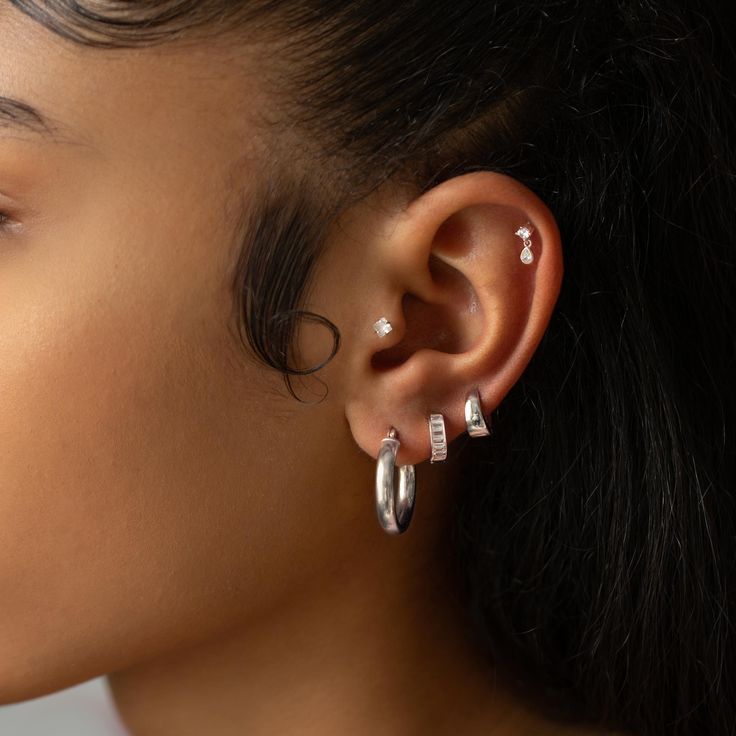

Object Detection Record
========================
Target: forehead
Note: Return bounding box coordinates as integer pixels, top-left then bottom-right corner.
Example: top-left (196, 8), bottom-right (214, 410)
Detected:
top-left (0, 3), bottom-right (261, 158)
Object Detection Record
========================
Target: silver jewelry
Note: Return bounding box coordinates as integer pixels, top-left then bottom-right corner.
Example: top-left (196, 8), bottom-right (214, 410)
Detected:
top-left (375, 427), bottom-right (416, 534)
top-left (464, 388), bottom-right (491, 436)
top-left (373, 316), bottom-right (393, 337)
top-left (428, 413), bottom-right (448, 462)
top-left (515, 222), bottom-right (534, 264)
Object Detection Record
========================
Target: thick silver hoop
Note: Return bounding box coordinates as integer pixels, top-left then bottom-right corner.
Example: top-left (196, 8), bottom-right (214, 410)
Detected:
top-left (428, 413), bottom-right (448, 463)
top-left (464, 388), bottom-right (491, 437)
top-left (375, 427), bottom-right (416, 535)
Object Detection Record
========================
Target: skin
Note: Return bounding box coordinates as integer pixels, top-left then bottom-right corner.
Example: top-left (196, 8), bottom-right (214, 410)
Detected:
top-left (0, 4), bottom-right (619, 735)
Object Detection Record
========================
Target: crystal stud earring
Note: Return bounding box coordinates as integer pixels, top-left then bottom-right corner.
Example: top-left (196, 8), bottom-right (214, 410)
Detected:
top-left (373, 316), bottom-right (393, 337)
top-left (515, 222), bottom-right (535, 264)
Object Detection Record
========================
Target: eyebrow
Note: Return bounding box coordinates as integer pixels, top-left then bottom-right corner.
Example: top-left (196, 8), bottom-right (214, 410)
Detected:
top-left (0, 95), bottom-right (60, 138)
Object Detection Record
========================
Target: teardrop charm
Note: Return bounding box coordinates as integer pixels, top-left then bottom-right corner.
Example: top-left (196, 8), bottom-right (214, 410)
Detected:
top-left (520, 246), bottom-right (534, 264)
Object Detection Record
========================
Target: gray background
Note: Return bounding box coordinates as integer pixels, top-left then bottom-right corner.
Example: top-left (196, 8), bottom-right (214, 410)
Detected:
top-left (0, 677), bottom-right (129, 735)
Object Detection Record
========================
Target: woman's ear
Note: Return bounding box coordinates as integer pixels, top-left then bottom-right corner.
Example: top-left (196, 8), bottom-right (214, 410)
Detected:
top-left (338, 170), bottom-right (563, 466)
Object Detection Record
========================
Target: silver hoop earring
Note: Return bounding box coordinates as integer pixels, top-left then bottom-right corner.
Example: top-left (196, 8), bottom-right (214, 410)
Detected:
top-left (375, 427), bottom-right (416, 535)
top-left (464, 388), bottom-right (491, 436)
top-left (428, 413), bottom-right (448, 462)
top-left (515, 222), bottom-right (534, 264)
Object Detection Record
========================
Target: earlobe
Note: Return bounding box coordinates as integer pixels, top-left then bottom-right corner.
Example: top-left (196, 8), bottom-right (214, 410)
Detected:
top-left (344, 170), bottom-right (563, 468)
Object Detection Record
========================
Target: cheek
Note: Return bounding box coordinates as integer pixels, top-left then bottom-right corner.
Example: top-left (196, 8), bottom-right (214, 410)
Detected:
top-left (0, 233), bottom-right (263, 702)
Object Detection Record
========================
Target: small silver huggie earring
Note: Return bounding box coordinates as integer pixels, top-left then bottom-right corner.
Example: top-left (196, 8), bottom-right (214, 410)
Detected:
top-left (428, 413), bottom-right (448, 462)
top-left (375, 427), bottom-right (416, 534)
top-left (516, 222), bottom-right (534, 264)
top-left (464, 388), bottom-right (491, 436)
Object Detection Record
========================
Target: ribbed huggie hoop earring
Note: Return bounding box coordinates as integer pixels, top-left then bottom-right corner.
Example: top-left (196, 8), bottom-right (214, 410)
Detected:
top-left (375, 427), bottom-right (416, 535)
top-left (428, 413), bottom-right (448, 462)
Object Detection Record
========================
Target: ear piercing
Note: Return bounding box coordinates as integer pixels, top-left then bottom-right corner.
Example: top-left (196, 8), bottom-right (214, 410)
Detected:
top-left (464, 388), bottom-right (491, 436)
top-left (374, 224), bottom-right (532, 340)
top-left (428, 413), bottom-right (448, 462)
top-left (375, 427), bottom-right (416, 535)
top-left (427, 391), bottom-right (491, 465)
top-left (373, 316), bottom-right (393, 337)
top-left (374, 391), bottom-right (492, 535)
top-left (373, 217), bottom-right (517, 533)
top-left (516, 222), bottom-right (534, 264)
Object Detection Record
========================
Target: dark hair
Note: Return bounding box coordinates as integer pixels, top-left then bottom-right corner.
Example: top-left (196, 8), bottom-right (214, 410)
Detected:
top-left (11, 1), bottom-right (736, 734)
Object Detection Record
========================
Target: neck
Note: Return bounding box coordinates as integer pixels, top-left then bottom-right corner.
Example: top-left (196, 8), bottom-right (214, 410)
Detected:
top-left (106, 473), bottom-right (588, 736)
